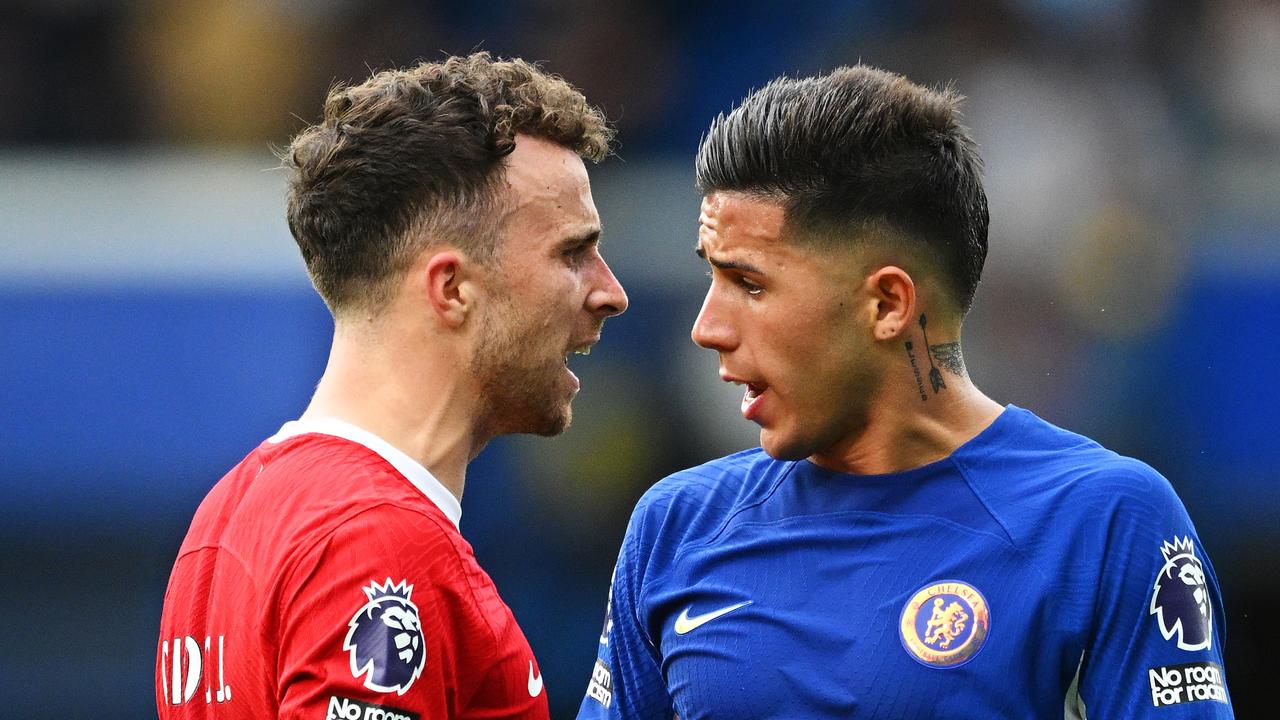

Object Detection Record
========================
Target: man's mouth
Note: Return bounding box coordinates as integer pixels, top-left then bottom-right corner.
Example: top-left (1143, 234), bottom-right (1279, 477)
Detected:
top-left (723, 373), bottom-right (768, 421)
top-left (740, 382), bottom-right (767, 420)
top-left (562, 341), bottom-right (598, 391)
top-left (564, 340), bottom-right (595, 365)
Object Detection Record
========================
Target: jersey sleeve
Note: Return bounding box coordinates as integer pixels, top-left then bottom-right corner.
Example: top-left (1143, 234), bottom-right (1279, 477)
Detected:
top-left (577, 506), bottom-right (675, 720)
top-left (1075, 464), bottom-right (1233, 718)
top-left (273, 504), bottom-right (485, 720)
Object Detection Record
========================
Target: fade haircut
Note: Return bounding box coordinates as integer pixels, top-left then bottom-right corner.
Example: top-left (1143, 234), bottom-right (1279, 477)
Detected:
top-left (696, 65), bottom-right (989, 312)
top-left (283, 52), bottom-right (612, 315)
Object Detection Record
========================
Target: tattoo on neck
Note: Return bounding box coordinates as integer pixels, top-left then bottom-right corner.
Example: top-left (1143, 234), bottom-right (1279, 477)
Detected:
top-left (905, 341), bottom-right (928, 402)
top-left (918, 314), bottom-right (947, 393)
top-left (929, 342), bottom-right (965, 377)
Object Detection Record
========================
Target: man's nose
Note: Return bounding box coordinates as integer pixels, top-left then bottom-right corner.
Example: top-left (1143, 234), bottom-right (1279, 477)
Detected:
top-left (691, 291), bottom-right (734, 351)
top-left (589, 256), bottom-right (628, 318)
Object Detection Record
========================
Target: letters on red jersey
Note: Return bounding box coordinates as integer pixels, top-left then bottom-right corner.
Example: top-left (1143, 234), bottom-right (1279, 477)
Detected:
top-left (157, 419), bottom-right (549, 720)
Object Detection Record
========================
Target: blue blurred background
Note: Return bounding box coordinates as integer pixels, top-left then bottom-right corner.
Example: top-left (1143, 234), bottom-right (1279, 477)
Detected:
top-left (2, 1), bottom-right (1277, 717)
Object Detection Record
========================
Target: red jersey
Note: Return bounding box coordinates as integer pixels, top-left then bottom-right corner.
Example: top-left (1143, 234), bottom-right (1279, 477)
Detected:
top-left (156, 418), bottom-right (549, 720)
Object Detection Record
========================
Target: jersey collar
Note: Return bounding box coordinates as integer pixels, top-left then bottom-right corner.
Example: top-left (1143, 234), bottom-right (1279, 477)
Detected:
top-left (267, 417), bottom-right (463, 529)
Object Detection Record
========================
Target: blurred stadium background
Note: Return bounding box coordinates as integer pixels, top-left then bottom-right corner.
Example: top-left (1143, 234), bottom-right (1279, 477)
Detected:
top-left (2, 1), bottom-right (1277, 717)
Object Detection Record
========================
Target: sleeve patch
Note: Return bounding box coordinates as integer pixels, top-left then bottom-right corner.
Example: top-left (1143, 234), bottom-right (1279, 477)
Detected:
top-left (343, 579), bottom-right (427, 694)
top-left (586, 659), bottom-right (613, 709)
top-left (1148, 662), bottom-right (1227, 707)
top-left (1149, 536), bottom-right (1213, 651)
top-left (326, 695), bottom-right (420, 720)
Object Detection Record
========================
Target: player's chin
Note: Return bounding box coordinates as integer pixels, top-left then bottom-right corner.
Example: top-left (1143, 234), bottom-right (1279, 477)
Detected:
top-left (496, 384), bottom-right (572, 436)
top-left (531, 406), bottom-right (571, 436)
top-left (517, 364), bottom-right (577, 434)
top-left (523, 395), bottom-right (572, 437)
top-left (758, 427), bottom-right (813, 461)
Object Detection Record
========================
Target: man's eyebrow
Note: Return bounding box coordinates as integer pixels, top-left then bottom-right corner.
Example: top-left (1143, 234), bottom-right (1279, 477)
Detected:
top-left (695, 244), bottom-right (764, 274)
top-left (558, 228), bottom-right (601, 251)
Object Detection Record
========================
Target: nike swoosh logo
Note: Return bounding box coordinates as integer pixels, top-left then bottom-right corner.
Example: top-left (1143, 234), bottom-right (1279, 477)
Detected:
top-left (527, 661), bottom-right (543, 697)
top-left (674, 600), bottom-right (752, 635)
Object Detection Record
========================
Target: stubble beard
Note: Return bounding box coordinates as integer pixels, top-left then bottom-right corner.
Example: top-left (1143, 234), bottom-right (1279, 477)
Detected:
top-left (471, 300), bottom-right (571, 438)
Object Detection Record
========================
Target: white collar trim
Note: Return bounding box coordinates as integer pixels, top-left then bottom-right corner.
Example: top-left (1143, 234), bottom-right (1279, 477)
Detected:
top-left (267, 417), bottom-right (462, 529)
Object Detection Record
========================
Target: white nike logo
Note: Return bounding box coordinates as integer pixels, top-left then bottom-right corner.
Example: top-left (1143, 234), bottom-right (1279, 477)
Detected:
top-left (527, 661), bottom-right (543, 697)
top-left (673, 600), bottom-right (752, 635)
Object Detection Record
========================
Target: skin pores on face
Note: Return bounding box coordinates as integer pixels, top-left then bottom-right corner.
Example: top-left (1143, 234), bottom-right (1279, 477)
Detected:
top-left (693, 192), bottom-right (881, 461)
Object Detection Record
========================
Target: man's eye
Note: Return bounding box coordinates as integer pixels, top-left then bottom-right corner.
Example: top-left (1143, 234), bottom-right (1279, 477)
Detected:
top-left (705, 269), bottom-right (761, 295)
top-left (565, 245), bottom-right (591, 264)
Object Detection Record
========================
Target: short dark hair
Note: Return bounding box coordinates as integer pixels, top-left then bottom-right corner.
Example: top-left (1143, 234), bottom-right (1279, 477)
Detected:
top-left (283, 52), bottom-right (612, 314)
top-left (695, 65), bottom-right (989, 312)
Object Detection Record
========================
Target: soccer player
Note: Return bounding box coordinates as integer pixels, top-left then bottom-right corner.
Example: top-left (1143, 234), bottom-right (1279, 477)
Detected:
top-left (578, 66), bottom-right (1233, 718)
top-left (156, 53), bottom-right (627, 720)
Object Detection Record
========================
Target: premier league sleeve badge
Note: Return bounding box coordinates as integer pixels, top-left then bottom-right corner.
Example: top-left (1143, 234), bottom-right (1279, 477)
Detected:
top-left (343, 579), bottom-right (427, 694)
top-left (1150, 536), bottom-right (1212, 652)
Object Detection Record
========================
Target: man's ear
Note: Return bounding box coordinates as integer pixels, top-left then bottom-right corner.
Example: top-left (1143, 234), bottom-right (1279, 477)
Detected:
top-left (866, 265), bottom-right (916, 341)
top-left (422, 250), bottom-right (475, 328)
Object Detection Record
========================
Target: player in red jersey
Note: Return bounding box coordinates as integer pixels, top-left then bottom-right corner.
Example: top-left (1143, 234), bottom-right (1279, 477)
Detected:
top-left (156, 53), bottom-right (626, 720)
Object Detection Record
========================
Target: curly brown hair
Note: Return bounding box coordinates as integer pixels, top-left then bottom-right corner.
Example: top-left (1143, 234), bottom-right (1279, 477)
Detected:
top-left (282, 53), bottom-right (613, 314)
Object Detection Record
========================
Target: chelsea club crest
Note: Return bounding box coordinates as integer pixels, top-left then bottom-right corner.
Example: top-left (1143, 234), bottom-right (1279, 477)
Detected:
top-left (899, 580), bottom-right (990, 668)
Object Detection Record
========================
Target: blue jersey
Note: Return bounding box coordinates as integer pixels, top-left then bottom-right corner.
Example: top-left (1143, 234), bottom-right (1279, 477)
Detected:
top-left (578, 406), bottom-right (1232, 719)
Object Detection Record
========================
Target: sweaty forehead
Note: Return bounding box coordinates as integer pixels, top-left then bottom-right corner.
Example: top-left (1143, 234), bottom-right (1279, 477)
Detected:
top-left (698, 192), bottom-right (787, 248)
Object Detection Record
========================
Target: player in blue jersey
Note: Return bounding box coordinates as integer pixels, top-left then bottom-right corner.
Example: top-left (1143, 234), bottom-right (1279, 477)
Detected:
top-left (577, 66), bottom-right (1232, 719)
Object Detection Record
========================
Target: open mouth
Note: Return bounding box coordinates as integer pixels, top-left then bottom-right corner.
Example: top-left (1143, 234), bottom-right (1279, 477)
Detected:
top-left (562, 343), bottom-right (595, 391)
top-left (736, 381), bottom-right (768, 421)
top-left (564, 343), bottom-right (593, 370)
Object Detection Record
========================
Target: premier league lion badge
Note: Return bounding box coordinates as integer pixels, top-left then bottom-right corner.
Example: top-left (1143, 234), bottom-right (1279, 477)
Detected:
top-left (343, 578), bottom-right (427, 694)
top-left (1150, 536), bottom-right (1212, 651)
top-left (899, 580), bottom-right (990, 668)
